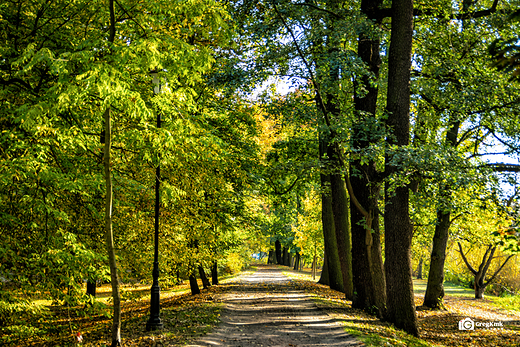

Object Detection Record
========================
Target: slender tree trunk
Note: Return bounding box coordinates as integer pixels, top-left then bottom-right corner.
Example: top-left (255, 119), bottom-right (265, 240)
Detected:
top-left (330, 167), bottom-right (353, 299)
top-left (320, 136), bottom-right (343, 292)
top-left (211, 261), bottom-right (219, 285)
top-left (475, 276), bottom-right (487, 299)
top-left (458, 242), bottom-right (514, 300)
top-left (423, 209), bottom-right (451, 308)
top-left (383, 0), bottom-right (418, 336)
top-left (416, 258), bottom-right (423, 280)
top-left (312, 255), bottom-right (317, 280)
top-left (282, 248), bottom-right (289, 266)
top-left (423, 118), bottom-right (460, 308)
top-left (104, 107), bottom-right (121, 346)
top-left (198, 266), bottom-right (211, 289)
top-left (320, 0), bottom-right (353, 300)
top-left (268, 250), bottom-right (274, 264)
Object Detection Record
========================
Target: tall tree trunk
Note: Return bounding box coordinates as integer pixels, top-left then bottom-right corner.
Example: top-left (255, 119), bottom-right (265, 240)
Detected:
top-left (321, 0), bottom-right (353, 300)
top-left (268, 250), bottom-right (274, 264)
top-left (320, 136), bottom-right (344, 292)
top-left (211, 261), bottom-right (219, 285)
top-left (275, 240), bottom-right (282, 265)
top-left (416, 258), bottom-right (423, 280)
top-left (350, 0), bottom-right (386, 316)
top-left (318, 250), bottom-right (330, 285)
top-left (422, 208), bottom-right (451, 307)
top-left (198, 266), bottom-right (211, 289)
top-left (423, 118), bottom-right (460, 309)
top-left (293, 252), bottom-right (300, 270)
top-left (330, 171), bottom-right (353, 299)
top-left (282, 247), bottom-right (289, 266)
top-left (383, 0), bottom-right (418, 336)
top-left (312, 255), bottom-right (317, 280)
top-left (104, 107), bottom-right (122, 346)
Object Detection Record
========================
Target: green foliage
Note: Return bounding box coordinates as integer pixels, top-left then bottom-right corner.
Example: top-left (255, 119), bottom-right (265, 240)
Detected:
top-left (0, 294), bottom-right (49, 327)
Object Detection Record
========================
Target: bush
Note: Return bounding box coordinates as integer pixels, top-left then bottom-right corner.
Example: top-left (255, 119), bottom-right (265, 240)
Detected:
top-left (0, 293), bottom-right (49, 327)
top-left (224, 252), bottom-right (244, 274)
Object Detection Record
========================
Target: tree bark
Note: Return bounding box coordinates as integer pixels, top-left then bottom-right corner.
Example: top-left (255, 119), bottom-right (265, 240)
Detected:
top-left (318, 250), bottom-right (330, 285)
top-left (348, 0), bottom-right (387, 316)
top-left (275, 240), bottom-right (282, 265)
top-left (383, 0), bottom-right (418, 336)
top-left (422, 209), bottom-right (450, 308)
top-left (104, 107), bottom-right (122, 346)
top-left (268, 250), bottom-right (274, 264)
top-left (312, 255), bottom-right (317, 280)
top-left (189, 271), bottom-right (201, 295)
top-left (198, 265), bottom-right (211, 289)
top-left (293, 252), bottom-right (300, 270)
top-left (320, 136), bottom-right (344, 292)
top-left (86, 280), bottom-right (97, 297)
top-left (211, 261), bottom-right (219, 285)
top-left (416, 258), bottom-right (423, 280)
top-left (330, 164), bottom-right (353, 299)
top-left (422, 116), bottom-right (460, 309)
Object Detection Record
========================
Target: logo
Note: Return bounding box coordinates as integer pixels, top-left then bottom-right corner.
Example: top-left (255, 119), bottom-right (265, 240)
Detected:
top-left (459, 318), bottom-right (475, 330)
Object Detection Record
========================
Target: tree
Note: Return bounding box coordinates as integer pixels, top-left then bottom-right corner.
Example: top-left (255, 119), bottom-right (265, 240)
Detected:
top-left (410, 1), bottom-right (520, 309)
top-left (458, 242), bottom-right (515, 299)
top-left (349, 0), bottom-right (387, 316)
top-left (383, 0), bottom-right (419, 336)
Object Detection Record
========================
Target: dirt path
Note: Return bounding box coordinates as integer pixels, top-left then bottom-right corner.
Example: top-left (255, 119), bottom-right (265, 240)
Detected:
top-left (187, 265), bottom-right (363, 347)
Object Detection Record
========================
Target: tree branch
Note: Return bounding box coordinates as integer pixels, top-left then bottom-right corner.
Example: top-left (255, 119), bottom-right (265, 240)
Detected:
top-left (371, 0), bottom-right (500, 20)
top-left (484, 163), bottom-right (520, 172)
top-left (484, 254), bottom-right (515, 286)
top-left (458, 242), bottom-right (477, 275)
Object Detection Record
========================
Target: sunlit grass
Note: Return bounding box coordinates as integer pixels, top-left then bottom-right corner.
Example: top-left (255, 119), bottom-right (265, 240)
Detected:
top-left (490, 294), bottom-right (520, 312)
top-left (413, 279), bottom-right (475, 298)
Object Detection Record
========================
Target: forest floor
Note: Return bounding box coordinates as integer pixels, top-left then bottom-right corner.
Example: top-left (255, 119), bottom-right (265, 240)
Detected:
top-left (282, 266), bottom-right (520, 347)
top-left (5, 264), bottom-right (520, 347)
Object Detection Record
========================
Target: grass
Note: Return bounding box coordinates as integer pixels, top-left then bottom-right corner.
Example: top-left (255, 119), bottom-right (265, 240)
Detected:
top-left (413, 279), bottom-right (476, 298)
top-left (489, 294), bottom-right (520, 312)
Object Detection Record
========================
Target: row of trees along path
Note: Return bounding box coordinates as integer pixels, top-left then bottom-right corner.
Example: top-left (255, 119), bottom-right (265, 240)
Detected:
top-left (187, 265), bottom-right (362, 347)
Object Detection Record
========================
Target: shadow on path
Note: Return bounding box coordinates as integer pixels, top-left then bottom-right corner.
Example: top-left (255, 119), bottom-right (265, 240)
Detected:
top-left (187, 265), bottom-right (363, 347)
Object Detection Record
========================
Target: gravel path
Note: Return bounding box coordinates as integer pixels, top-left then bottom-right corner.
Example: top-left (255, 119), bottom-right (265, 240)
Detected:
top-left (187, 265), bottom-right (363, 347)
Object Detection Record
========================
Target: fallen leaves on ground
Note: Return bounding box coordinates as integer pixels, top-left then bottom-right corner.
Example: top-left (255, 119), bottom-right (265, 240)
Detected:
top-left (283, 267), bottom-right (520, 347)
top-left (6, 266), bottom-right (519, 347)
top-left (5, 284), bottom-right (224, 347)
